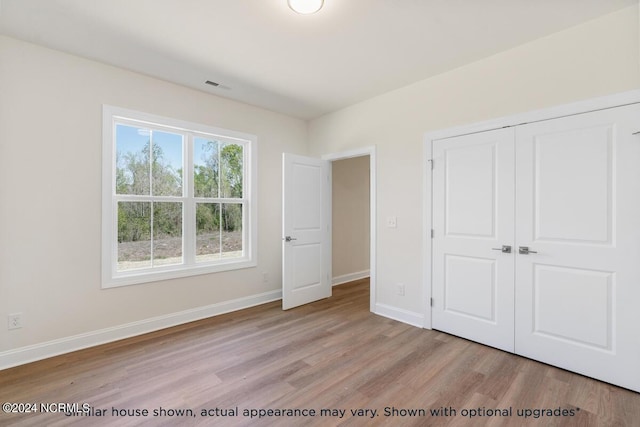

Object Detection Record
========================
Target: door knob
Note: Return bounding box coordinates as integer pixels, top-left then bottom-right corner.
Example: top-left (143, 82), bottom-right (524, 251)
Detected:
top-left (491, 245), bottom-right (512, 253)
top-left (284, 236), bottom-right (297, 242)
top-left (518, 246), bottom-right (538, 255)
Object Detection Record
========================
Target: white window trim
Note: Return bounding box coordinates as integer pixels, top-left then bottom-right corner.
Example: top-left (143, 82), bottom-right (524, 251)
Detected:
top-left (102, 105), bottom-right (258, 288)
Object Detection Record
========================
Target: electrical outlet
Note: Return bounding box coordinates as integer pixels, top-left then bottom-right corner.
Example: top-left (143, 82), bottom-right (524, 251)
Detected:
top-left (8, 313), bottom-right (22, 330)
top-left (262, 272), bottom-right (269, 284)
top-left (395, 283), bottom-right (405, 296)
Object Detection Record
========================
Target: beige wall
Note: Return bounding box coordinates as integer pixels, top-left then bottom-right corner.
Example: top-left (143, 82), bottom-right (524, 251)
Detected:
top-left (332, 156), bottom-right (370, 281)
top-left (309, 6), bottom-right (640, 317)
top-left (0, 36), bottom-right (307, 353)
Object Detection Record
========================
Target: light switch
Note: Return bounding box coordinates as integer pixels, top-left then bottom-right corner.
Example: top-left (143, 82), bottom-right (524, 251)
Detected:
top-left (387, 216), bottom-right (397, 228)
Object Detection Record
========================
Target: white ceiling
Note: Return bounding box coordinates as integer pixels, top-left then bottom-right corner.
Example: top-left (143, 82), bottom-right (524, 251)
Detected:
top-left (0, 0), bottom-right (636, 119)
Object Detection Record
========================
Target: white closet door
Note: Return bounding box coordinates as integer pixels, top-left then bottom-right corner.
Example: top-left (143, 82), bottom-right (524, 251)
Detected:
top-left (432, 128), bottom-right (516, 352)
top-left (514, 104), bottom-right (640, 392)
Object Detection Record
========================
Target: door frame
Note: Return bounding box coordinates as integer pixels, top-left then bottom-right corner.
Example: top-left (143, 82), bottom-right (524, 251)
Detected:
top-left (322, 146), bottom-right (377, 313)
top-left (423, 89), bottom-right (640, 330)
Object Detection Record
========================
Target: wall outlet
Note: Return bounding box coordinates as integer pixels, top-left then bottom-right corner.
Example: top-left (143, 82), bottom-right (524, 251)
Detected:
top-left (8, 313), bottom-right (22, 330)
top-left (262, 272), bottom-right (269, 284)
top-left (395, 283), bottom-right (405, 296)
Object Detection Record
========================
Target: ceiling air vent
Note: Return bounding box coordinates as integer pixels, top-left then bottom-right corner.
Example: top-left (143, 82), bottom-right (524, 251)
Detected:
top-left (205, 80), bottom-right (220, 87)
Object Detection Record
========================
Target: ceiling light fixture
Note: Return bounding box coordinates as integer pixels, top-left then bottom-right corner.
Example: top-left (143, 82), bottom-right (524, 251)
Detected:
top-left (288, 0), bottom-right (324, 15)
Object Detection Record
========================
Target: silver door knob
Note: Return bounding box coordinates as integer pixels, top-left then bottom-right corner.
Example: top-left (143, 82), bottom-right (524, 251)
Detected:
top-left (284, 236), bottom-right (297, 242)
top-left (518, 246), bottom-right (538, 255)
top-left (491, 245), bottom-right (512, 253)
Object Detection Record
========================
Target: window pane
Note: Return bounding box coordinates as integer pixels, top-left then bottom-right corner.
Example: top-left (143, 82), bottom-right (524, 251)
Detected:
top-left (222, 203), bottom-right (243, 258)
top-left (117, 201), bottom-right (151, 270)
top-left (116, 124), bottom-right (151, 195)
top-left (153, 202), bottom-right (183, 266)
top-left (196, 203), bottom-right (221, 262)
top-left (220, 143), bottom-right (243, 198)
top-left (194, 138), bottom-right (219, 198)
top-left (152, 131), bottom-right (183, 196)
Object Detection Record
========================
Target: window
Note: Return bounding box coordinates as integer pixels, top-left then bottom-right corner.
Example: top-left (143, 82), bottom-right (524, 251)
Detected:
top-left (102, 106), bottom-right (257, 287)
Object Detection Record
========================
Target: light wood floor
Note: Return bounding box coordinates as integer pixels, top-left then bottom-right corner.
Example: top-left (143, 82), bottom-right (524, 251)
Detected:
top-left (1, 279), bottom-right (638, 427)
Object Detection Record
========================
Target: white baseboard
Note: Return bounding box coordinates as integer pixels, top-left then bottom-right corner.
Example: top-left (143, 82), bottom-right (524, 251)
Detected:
top-left (374, 303), bottom-right (424, 328)
top-left (332, 270), bottom-right (370, 286)
top-left (0, 289), bottom-right (282, 371)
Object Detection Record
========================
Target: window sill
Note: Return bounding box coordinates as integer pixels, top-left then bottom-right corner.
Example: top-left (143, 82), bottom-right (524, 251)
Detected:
top-left (101, 258), bottom-right (257, 289)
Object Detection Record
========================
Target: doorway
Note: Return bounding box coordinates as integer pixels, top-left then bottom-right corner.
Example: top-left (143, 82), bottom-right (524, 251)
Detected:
top-left (331, 155), bottom-right (371, 289)
top-left (281, 147), bottom-right (376, 311)
top-left (324, 147), bottom-right (376, 312)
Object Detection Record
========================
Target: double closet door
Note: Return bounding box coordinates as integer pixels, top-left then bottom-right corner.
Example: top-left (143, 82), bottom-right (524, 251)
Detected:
top-left (432, 103), bottom-right (640, 392)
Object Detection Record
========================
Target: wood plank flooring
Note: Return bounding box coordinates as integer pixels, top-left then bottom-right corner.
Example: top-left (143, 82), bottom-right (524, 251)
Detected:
top-left (1, 279), bottom-right (639, 426)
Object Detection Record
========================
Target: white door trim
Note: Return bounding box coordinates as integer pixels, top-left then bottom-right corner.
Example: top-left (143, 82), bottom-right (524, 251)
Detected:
top-left (423, 139), bottom-right (433, 329)
top-left (423, 89), bottom-right (640, 330)
top-left (425, 90), bottom-right (640, 141)
top-left (322, 146), bottom-right (377, 313)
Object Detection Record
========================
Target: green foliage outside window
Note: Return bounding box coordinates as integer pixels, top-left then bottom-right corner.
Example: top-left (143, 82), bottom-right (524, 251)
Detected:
top-left (116, 132), bottom-right (243, 263)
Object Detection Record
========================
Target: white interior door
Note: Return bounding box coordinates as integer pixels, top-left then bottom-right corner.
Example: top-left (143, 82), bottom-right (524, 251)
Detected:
top-left (282, 153), bottom-right (331, 310)
top-left (514, 104), bottom-right (640, 392)
top-left (432, 128), bottom-right (516, 352)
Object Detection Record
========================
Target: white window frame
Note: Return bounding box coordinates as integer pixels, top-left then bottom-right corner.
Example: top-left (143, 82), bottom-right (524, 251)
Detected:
top-left (102, 105), bottom-right (257, 288)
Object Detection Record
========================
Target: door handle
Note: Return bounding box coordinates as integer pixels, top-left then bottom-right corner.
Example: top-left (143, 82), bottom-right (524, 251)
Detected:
top-left (284, 236), bottom-right (297, 242)
top-left (491, 245), bottom-right (512, 253)
top-left (518, 246), bottom-right (538, 255)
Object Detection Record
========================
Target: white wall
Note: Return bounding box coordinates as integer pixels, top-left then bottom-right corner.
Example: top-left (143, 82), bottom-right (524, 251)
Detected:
top-left (332, 156), bottom-right (370, 283)
top-left (0, 36), bottom-right (307, 358)
top-left (308, 6), bottom-right (640, 320)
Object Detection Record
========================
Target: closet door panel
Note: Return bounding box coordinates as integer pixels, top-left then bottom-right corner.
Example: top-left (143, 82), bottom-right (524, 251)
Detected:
top-left (514, 104), bottom-right (640, 392)
top-left (432, 128), bottom-right (515, 352)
